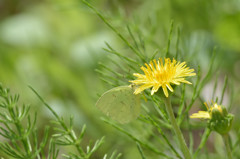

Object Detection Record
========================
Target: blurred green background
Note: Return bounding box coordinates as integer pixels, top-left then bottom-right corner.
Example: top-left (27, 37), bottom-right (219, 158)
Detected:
top-left (0, 0), bottom-right (240, 158)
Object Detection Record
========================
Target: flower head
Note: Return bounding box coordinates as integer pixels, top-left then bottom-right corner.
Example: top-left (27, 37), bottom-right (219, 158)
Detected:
top-left (190, 102), bottom-right (234, 134)
top-left (190, 102), bottom-right (224, 119)
top-left (129, 58), bottom-right (196, 97)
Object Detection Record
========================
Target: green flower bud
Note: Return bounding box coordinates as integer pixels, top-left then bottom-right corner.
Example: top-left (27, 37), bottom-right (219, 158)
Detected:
top-left (191, 102), bottom-right (234, 134)
top-left (208, 104), bottom-right (234, 135)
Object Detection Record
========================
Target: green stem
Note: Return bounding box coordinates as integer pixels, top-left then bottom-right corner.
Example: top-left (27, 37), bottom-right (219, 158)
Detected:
top-left (163, 96), bottom-right (192, 159)
top-left (222, 134), bottom-right (232, 159)
top-left (193, 128), bottom-right (211, 158)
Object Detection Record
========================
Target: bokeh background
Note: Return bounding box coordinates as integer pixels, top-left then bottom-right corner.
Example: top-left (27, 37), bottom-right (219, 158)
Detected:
top-left (0, 0), bottom-right (240, 158)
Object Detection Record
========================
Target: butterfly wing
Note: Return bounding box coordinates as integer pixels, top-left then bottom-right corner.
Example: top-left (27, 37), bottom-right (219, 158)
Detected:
top-left (96, 86), bottom-right (140, 124)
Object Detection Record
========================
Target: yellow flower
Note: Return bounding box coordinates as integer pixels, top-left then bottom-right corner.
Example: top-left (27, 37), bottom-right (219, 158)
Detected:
top-left (129, 58), bottom-right (196, 97)
top-left (190, 102), bottom-right (221, 119)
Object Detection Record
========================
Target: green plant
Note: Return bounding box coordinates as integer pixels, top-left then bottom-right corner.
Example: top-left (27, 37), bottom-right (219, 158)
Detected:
top-left (80, 1), bottom-right (238, 159)
top-left (0, 84), bottom-right (120, 159)
top-left (0, 0), bottom-right (239, 159)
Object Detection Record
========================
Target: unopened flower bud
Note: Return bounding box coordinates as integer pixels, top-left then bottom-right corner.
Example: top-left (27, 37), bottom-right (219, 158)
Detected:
top-left (208, 105), bottom-right (234, 135)
top-left (191, 102), bottom-right (234, 135)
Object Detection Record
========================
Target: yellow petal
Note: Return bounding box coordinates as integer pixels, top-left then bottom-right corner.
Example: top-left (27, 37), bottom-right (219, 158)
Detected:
top-left (166, 83), bottom-right (173, 92)
top-left (162, 85), bottom-right (169, 97)
top-left (151, 84), bottom-right (161, 95)
top-left (190, 111), bottom-right (210, 119)
top-left (134, 84), bottom-right (153, 94)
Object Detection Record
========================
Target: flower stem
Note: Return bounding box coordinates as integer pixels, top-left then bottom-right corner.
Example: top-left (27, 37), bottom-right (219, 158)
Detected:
top-left (193, 128), bottom-right (211, 158)
top-left (163, 96), bottom-right (192, 159)
top-left (222, 134), bottom-right (232, 159)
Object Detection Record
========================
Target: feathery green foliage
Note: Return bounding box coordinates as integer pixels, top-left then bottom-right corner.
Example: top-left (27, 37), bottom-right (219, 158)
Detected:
top-left (0, 84), bottom-right (120, 158)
